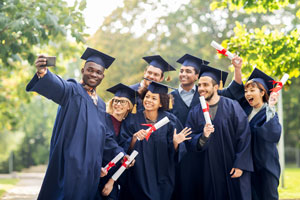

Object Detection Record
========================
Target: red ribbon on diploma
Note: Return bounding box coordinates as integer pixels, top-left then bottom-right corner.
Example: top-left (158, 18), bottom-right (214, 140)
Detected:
top-left (202, 103), bottom-right (211, 118)
top-left (202, 103), bottom-right (210, 113)
top-left (106, 162), bottom-right (115, 172)
top-left (217, 49), bottom-right (228, 56)
top-left (121, 157), bottom-right (128, 168)
top-left (269, 80), bottom-right (283, 93)
top-left (141, 124), bottom-right (157, 141)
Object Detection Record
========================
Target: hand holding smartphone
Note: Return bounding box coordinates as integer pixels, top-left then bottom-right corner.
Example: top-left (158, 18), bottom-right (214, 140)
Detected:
top-left (44, 56), bottom-right (56, 67)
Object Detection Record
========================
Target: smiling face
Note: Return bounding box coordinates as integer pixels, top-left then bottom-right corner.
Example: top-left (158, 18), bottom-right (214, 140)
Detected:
top-left (244, 81), bottom-right (267, 108)
top-left (198, 76), bottom-right (218, 101)
top-left (143, 65), bottom-right (164, 87)
top-left (112, 97), bottom-right (131, 116)
top-left (143, 91), bottom-right (162, 111)
top-left (81, 62), bottom-right (105, 88)
top-left (179, 66), bottom-right (198, 87)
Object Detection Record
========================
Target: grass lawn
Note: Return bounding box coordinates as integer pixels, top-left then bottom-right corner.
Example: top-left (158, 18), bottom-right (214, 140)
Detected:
top-left (0, 178), bottom-right (19, 197)
top-left (279, 168), bottom-right (300, 200)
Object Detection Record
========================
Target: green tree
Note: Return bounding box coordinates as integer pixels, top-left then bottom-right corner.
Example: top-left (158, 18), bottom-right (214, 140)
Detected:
top-left (0, 0), bottom-right (87, 67)
top-left (12, 96), bottom-right (57, 171)
top-left (0, 0), bottom-right (88, 170)
top-left (211, 0), bottom-right (300, 78)
top-left (0, 0), bottom-right (87, 131)
top-left (211, 0), bottom-right (300, 149)
top-left (88, 0), bottom-right (287, 102)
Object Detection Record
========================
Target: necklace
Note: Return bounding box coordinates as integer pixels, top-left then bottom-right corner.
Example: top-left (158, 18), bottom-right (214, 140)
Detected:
top-left (143, 111), bottom-right (157, 124)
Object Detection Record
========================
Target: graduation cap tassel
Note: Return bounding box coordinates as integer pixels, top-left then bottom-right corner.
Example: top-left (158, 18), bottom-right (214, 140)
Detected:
top-left (219, 71), bottom-right (223, 89)
top-left (219, 80), bottom-right (223, 90)
top-left (132, 91), bottom-right (137, 114)
top-left (169, 96), bottom-right (173, 110)
top-left (132, 103), bottom-right (137, 114)
top-left (166, 64), bottom-right (171, 81)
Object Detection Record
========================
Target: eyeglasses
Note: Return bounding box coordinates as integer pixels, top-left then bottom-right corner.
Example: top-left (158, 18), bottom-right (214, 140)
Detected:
top-left (112, 99), bottom-right (128, 106)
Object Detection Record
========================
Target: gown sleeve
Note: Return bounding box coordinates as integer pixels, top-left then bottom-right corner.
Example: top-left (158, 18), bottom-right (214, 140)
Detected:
top-left (218, 80), bottom-right (245, 101)
top-left (185, 106), bottom-right (210, 152)
top-left (26, 70), bottom-right (73, 106)
top-left (266, 105), bottom-right (276, 122)
top-left (254, 112), bottom-right (282, 143)
top-left (103, 126), bottom-right (125, 162)
top-left (231, 101), bottom-right (254, 172)
top-left (119, 114), bottom-right (137, 153)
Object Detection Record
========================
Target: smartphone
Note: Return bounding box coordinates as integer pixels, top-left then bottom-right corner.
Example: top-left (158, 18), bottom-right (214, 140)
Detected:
top-left (45, 56), bottom-right (56, 67)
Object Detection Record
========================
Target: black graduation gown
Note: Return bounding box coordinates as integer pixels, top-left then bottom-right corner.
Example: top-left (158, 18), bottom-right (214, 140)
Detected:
top-left (26, 71), bottom-right (123, 200)
top-left (221, 81), bottom-right (282, 200)
top-left (118, 111), bottom-right (186, 200)
top-left (249, 107), bottom-right (281, 200)
top-left (184, 96), bottom-right (253, 200)
top-left (170, 86), bottom-right (200, 126)
top-left (173, 81), bottom-right (250, 200)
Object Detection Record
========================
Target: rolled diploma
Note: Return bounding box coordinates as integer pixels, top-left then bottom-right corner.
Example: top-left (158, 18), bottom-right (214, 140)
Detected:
top-left (111, 150), bottom-right (139, 181)
top-left (211, 40), bottom-right (239, 63)
top-left (137, 117), bottom-right (170, 140)
top-left (271, 73), bottom-right (289, 93)
top-left (280, 73), bottom-right (289, 86)
top-left (199, 96), bottom-right (212, 125)
top-left (146, 116), bottom-right (170, 132)
top-left (104, 152), bottom-right (124, 172)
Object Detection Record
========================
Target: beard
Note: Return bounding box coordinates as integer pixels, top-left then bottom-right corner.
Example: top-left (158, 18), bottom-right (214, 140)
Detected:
top-left (205, 90), bottom-right (215, 101)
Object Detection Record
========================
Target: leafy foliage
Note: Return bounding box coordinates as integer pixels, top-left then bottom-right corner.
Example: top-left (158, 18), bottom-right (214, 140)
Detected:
top-left (211, 0), bottom-right (296, 13)
top-left (211, 0), bottom-right (300, 148)
top-left (0, 0), bottom-right (87, 67)
top-left (222, 22), bottom-right (300, 80)
top-left (0, 0), bottom-right (87, 170)
top-left (0, 0), bottom-right (87, 132)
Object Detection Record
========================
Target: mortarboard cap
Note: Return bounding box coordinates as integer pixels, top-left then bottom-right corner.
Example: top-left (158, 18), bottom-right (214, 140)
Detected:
top-left (177, 54), bottom-right (210, 72)
top-left (145, 78), bottom-right (175, 109)
top-left (146, 78), bottom-right (175, 94)
top-left (199, 65), bottom-right (228, 89)
top-left (107, 83), bottom-right (138, 105)
top-left (247, 68), bottom-right (274, 95)
top-left (81, 47), bottom-right (115, 69)
top-left (143, 55), bottom-right (175, 73)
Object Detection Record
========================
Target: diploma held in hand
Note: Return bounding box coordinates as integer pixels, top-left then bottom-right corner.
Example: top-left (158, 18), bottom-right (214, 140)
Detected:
top-left (140, 116), bottom-right (170, 141)
top-left (211, 40), bottom-right (240, 64)
top-left (270, 73), bottom-right (289, 93)
top-left (104, 152), bottom-right (125, 172)
top-left (111, 150), bottom-right (139, 181)
top-left (200, 96), bottom-right (212, 125)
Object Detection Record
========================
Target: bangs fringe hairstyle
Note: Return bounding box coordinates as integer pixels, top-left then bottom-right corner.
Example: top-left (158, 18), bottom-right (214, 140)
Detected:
top-left (106, 97), bottom-right (133, 118)
top-left (139, 88), bottom-right (174, 111)
top-left (245, 80), bottom-right (269, 102)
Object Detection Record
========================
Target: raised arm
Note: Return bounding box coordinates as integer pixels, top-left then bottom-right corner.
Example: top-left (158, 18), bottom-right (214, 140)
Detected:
top-left (218, 56), bottom-right (245, 101)
top-left (232, 56), bottom-right (243, 85)
top-left (26, 55), bottom-right (73, 105)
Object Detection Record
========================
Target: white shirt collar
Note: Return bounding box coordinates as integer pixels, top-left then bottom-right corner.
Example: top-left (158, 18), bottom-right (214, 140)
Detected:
top-left (178, 84), bottom-right (196, 93)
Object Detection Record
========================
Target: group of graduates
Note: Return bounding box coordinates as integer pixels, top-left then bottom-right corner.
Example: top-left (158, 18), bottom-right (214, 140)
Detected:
top-left (26, 46), bottom-right (282, 200)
